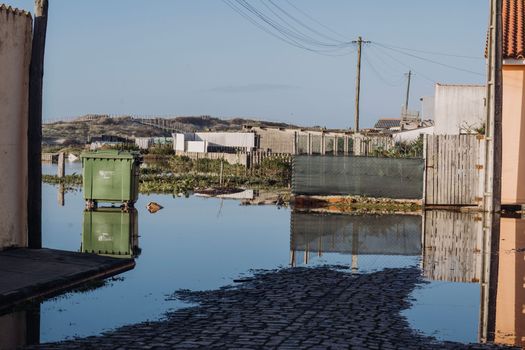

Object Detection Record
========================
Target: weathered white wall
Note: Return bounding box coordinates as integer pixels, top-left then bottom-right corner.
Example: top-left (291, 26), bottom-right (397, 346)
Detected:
top-left (186, 140), bottom-right (207, 153)
top-left (433, 84), bottom-right (486, 135)
top-left (0, 6), bottom-right (32, 249)
top-left (194, 132), bottom-right (255, 149)
top-left (393, 126), bottom-right (434, 143)
top-left (173, 133), bottom-right (186, 151)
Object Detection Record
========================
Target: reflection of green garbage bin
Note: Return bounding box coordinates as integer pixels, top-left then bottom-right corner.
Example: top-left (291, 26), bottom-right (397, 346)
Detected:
top-left (81, 150), bottom-right (141, 208)
top-left (81, 208), bottom-right (139, 258)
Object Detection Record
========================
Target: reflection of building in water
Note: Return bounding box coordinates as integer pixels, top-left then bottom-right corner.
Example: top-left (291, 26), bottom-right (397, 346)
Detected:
top-left (290, 212), bottom-right (421, 267)
top-left (423, 211), bottom-right (483, 283)
top-left (82, 208), bottom-right (140, 258)
top-left (495, 217), bottom-right (525, 347)
top-left (0, 307), bottom-right (40, 349)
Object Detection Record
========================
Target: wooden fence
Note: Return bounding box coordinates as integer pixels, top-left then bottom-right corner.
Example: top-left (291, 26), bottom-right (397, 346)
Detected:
top-left (424, 134), bottom-right (485, 207)
top-left (423, 210), bottom-right (483, 283)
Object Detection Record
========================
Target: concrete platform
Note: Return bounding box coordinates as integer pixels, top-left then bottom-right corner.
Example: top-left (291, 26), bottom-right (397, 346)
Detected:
top-left (0, 248), bottom-right (135, 312)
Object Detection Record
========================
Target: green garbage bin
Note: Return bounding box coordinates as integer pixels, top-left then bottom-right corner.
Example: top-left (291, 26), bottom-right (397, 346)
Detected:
top-left (81, 150), bottom-right (141, 208)
top-left (81, 208), bottom-right (139, 258)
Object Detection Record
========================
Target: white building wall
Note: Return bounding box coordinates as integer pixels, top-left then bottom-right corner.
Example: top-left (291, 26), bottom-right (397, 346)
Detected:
top-left (173, 133), bottom-right (186, 151)
top-left (0, 7), bottom-right (32, 249)
top-left (433, 84), bottom-right (486, 135)
top-left (186, 141), bottom-right (207, 153)
top-left (393, 126), bottom-right (435, 143)
top-left (194, 132), bottom-right (255, 149)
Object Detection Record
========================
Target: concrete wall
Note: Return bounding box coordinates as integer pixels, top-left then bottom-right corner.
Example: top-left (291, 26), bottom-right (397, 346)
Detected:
top-left (502, 65), bottom-right (525, 204)
top-left (433, 84), bottom-right (486, 135)
top-left (253, 127), bottom-right (296, 153)
top-left (194, 132), bottom-right (255, 149)
top-left (393, 126), bottom-right (434, 143)
top-left (186, 140), bottom-right (207, 153)
top-left (0, 6), bottom-right (32, 249)
top-left (173, 132), bottom-right (255, 152)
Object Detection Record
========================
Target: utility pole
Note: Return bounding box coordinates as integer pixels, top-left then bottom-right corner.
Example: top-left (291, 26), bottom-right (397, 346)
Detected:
top-left (480, 0), bottom-right (502, 343)
top-left (352, 36), bottom-right (370, 133)
top-left (28, 0), bottom-right (49, 249)
top-left (404, 70), bottom-right (412, 112)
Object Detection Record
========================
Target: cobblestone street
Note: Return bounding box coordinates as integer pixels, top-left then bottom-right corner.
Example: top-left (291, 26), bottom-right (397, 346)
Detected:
top-left (28, 267), bottom-right (516, 349)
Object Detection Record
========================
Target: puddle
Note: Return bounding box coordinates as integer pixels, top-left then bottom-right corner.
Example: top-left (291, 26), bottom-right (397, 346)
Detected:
top-left (2, 163), bottom-right (523, 348)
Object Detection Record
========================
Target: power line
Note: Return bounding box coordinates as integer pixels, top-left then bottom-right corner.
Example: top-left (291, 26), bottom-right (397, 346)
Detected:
top-left (369, 45), bottom-right (437, 84)
top-left (362, 51), bottom-right (404, 87)
top-left (373, 41), bottom-right (484, 60)
top-left (283, 0), bottom-right (349, 41)
top-left (372, 42), bottom-right (485, 76)
top-left (266, 0), bottom-right (348, 45)
top-left (222, 0), bottom-right (326, 54)
top-left (222, 0), bottom-right (354, 56)
top-left (234, 0), bottom-right (348, 49)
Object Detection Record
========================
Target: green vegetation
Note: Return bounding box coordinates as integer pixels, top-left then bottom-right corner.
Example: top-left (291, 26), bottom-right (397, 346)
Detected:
top-left (42, 155), bottom-right (292, 196)
top-left (372, 136), bottom-right (423, 158)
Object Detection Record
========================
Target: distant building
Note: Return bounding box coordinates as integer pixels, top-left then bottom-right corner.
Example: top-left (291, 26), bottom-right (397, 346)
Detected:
top-left (374, 118), bottom-right (401, 131)
top-left (172, 132), bottom-right (256, 153)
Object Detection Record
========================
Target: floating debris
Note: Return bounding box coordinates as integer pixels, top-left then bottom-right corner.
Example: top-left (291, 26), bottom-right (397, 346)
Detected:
top-left (146, 201), bottom-right (163, 213)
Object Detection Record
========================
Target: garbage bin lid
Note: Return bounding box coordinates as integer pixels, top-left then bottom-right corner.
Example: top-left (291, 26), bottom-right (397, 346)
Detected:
top-left (80, 150), bottom-right (139, 160)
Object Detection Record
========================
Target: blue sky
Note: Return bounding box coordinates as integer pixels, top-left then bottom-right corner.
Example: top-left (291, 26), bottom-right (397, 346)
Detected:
top-left (11, 0), bottom-right (488, 128)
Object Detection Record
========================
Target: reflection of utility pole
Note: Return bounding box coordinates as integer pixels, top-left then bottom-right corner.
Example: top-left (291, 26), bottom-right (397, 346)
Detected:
top-left (351, 223), bottom-right (359, 272)
top-left (352, 36), bottom-right (370, 132)
top-left (57, 184), bottom-right (65, 206)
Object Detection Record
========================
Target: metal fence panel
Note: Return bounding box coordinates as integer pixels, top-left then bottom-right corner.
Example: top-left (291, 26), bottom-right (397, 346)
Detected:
top-left (292, 155), bottom-right (424, 199)
top-left (291, 212), bottom-right (422, 256)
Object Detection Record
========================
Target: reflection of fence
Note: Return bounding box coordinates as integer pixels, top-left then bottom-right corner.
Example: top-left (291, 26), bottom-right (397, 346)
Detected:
top-left (292, 155), bottom-right (424, 199)
top-left (424, 134), bottom-right (484, 207)
top-left (291, 212), bottom-right (422, 255)
top-left (423, 210), bottom-right (482, 283)
top-left (290, 212), bottom-right (421, 269)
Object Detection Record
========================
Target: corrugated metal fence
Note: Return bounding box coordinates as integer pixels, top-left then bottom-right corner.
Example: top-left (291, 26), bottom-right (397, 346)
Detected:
top-left (292, 155), bottom-right (424, 199)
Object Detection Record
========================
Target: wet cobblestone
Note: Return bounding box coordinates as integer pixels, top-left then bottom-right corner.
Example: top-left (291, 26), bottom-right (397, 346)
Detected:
top-left (28, 267), bottom-right (517, 349)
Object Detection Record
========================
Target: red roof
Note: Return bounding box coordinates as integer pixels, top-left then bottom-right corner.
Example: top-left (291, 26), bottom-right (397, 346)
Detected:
top-left (503, 0), bottom-right (525, 59)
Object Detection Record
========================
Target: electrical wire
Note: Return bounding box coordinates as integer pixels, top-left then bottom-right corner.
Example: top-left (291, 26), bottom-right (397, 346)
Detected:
top-left (363, 51), bottom-right (405, 87)
top-left (369, 45), bottom-right (437, 84)
top-left (222, 0), bottom-right (355, 56)
top-left (372, 41), bottom-right (484, 60)
top-left (234, 0), bottom-right (347, 48)
top-left (372, 42), bottom-right (485, 76)
top-left (266, 0), bottom-right (349, 45)
top-left (283, 0), bottom-right (349, 41)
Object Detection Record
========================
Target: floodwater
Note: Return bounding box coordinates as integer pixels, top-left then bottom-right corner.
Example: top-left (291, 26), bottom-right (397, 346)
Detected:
top-left (0, 162), bottom-right (521, 348)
